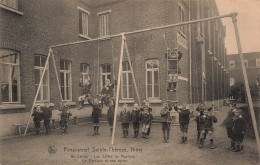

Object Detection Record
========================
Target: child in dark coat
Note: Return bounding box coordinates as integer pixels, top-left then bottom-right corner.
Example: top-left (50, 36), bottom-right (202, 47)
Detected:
top-left (223, 103), bottom-right (236, 150)
top-left (120, 104), bottom-right (131, 138)
top-left (32, 105), bottom-right (43, 135)
top-left (175, 103), bottom-right (190, 144)
top-left (59, 104), bottom-right (72, 133)
top-left (195, 103), bottom-right (206, 143)
top-left (107, 98), bottom-right (115, 136)
top-left (100, 79), bottom-right (115, 108)
top-left (88, 98), bottom-right (102, 136)
top-left (131, 103), bottom-right (140, 138)
top-left (165, 49), bottom-right (182, 92)
top-left (42, 101), bottom-right (52, 134)
top-left (199, 106), bottom-right (217, 149)
top-left (160, 101), bottom-right (172, 143)
top-left (232, 109), bottom-right (246, 153)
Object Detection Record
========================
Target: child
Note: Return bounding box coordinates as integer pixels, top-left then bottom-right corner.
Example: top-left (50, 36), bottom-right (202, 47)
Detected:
top-left (140, 100), bottom-right (152, 137)
top-left (32, 105), bottom-right (43, 135)
top-left (59, 103), bottom-right (72, 133)
top-left (120, 103), bottom-right (131, 138)
top-left (232, 109), bottom-right (246, 153)
top-left (160, 101), bottom-right (172, 143)
top-left (195, 103), bottom-right (206, 143)
top-left (140, 103), bottom-right (153, 139)
top-left (167, 73), bottom-right (178, 92)
top-left (107, 98), bottom-right (115, 136)
top-left (165, 49), bottom-right (182, 92)
top-left (131, 103), bottom-right (140, 138)
top-left (174, 103), bottom-right (190, 144)
top-left (88, 97), bottom-right (102, 136)
top-left (100, 79), bottom-right (115, 108)
top-left (42, 101), bottom-right (52, 134)
top-left (223, 103), bottom-right (236, 150)
top-left (78, 76), bottom-right (92, 110)
top-left (199, 107), bottom-right (217, 149)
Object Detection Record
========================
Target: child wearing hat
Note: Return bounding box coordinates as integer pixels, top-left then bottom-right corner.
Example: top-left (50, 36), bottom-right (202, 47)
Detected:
top-left (32, 105), bottom-right (43, 135)
top-left (88, 97), bottom-right (102, 136)
top-left (174, 103), bottom-right (190, 144)
top-left (120, 103), bottom-right (131, 138)
top-left (232, 109), bottom-right (246, 153)
top-left (160, 101), bottom-right (172, 143)
top-left (131, 103), bottom-right (141, 138)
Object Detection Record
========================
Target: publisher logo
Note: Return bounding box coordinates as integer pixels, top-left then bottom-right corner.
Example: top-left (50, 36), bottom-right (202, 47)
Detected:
top-left (48, 146), bottom-right (57, 155)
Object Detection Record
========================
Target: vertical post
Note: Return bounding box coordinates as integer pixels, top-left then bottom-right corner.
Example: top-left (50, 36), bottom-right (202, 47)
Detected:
top-left (232, 13), bottom-right (260, 159)
top-left (124, 39), bottom-right (141, 106)
top-left (23, 48), bottom-right (52, 137)
top-left (111, 34), bottom-right (125, 145)
top-left (51, 50), bottom-right (63, 102)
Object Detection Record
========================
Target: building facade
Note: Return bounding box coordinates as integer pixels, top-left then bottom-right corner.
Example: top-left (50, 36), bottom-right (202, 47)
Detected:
top-left (0, 0), bottom-right (229, 137)
top-left (227, 52), bottom-right (260, 100)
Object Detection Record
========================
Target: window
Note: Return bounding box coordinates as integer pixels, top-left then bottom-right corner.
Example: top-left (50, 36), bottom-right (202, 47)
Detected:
top-left (34, 55), bottom-right (49, 102)
top-left (179, 4), bottom-right (185, 35)
top-left (0, 0), bottom-right (18, 10)
top-left (121, 61), bottom-right (133, 99)
top-left (0, 49), bottom-right (20, 103)
top-left (100, 64), bottom-right (111, 88)
top-left (146, 60), bottom-right (159, 99)
top-left (230, 77), bottom-right (235, 86)
top-left (78, 7), bottom-right (90, 37)
top-left (80, 63), bottom-right (89, 81)
top-left (256, 58), bottom-right (260, 67)
top-left (60, 60), bottom-right (72, 101)
top-left (98, 11), bottom-right (110, 37)
top-left (244, 60), bottom-right (248, 68)
top-left (229, 60), bottom-right (235, 68)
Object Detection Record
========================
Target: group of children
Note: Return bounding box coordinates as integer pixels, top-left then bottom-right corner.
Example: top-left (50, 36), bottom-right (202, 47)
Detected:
top-left (31, 77), bottom-right (246, 154)
top-left (31, 102), bottom-right (52, 135)
top-left (224, 103), bottom-right (246, 153)
top-left (195, 103), bottom-right (217, 149)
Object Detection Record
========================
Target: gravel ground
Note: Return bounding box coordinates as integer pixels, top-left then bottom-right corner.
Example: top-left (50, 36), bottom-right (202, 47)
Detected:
top-left (0, 106), bottom-right (259, 165)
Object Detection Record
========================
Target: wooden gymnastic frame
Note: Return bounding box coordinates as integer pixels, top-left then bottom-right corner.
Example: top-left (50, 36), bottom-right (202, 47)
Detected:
top-left (22, 13), bottom-right (260, 159)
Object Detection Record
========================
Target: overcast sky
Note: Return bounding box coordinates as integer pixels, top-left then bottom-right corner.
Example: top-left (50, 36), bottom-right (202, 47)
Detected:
top-left (215, 0), bottom-right (260, 54)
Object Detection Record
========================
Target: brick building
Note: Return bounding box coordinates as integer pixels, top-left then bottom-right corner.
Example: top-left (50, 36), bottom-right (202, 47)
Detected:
top-left (0, 0), bottom-right (229, 137)
top-left (227, 52), bottom-right (260, 99)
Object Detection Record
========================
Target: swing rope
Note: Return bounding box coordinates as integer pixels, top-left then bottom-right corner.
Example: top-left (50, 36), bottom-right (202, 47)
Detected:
top-left (97, 41), bottom-right (100, 96)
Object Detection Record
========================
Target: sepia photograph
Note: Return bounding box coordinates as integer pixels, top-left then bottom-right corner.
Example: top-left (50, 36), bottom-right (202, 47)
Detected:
top-left (0, 0), bottom-right (259, 164)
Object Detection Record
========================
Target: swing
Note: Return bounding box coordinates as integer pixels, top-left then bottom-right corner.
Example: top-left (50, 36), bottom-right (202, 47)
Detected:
top-left (22, 14), bottom-right (260, 160)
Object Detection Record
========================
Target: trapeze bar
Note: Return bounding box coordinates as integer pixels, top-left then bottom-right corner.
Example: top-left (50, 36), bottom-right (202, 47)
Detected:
top-left (50, 12), bottom-right (236, 49)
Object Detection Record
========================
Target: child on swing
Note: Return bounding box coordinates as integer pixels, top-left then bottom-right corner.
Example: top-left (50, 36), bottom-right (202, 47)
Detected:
top-left (32, 105), bottom-right (43, 135)
top-left (59, 102), bottom-right (72, 133)
top-left (100, 79), bottom-right (115, 108)
top-left (140, 100), bottom-right (153, 139)
top-left (78, 75), bottom-right (92, 110)
top-left (165, 48), bottom-right (182, 92)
